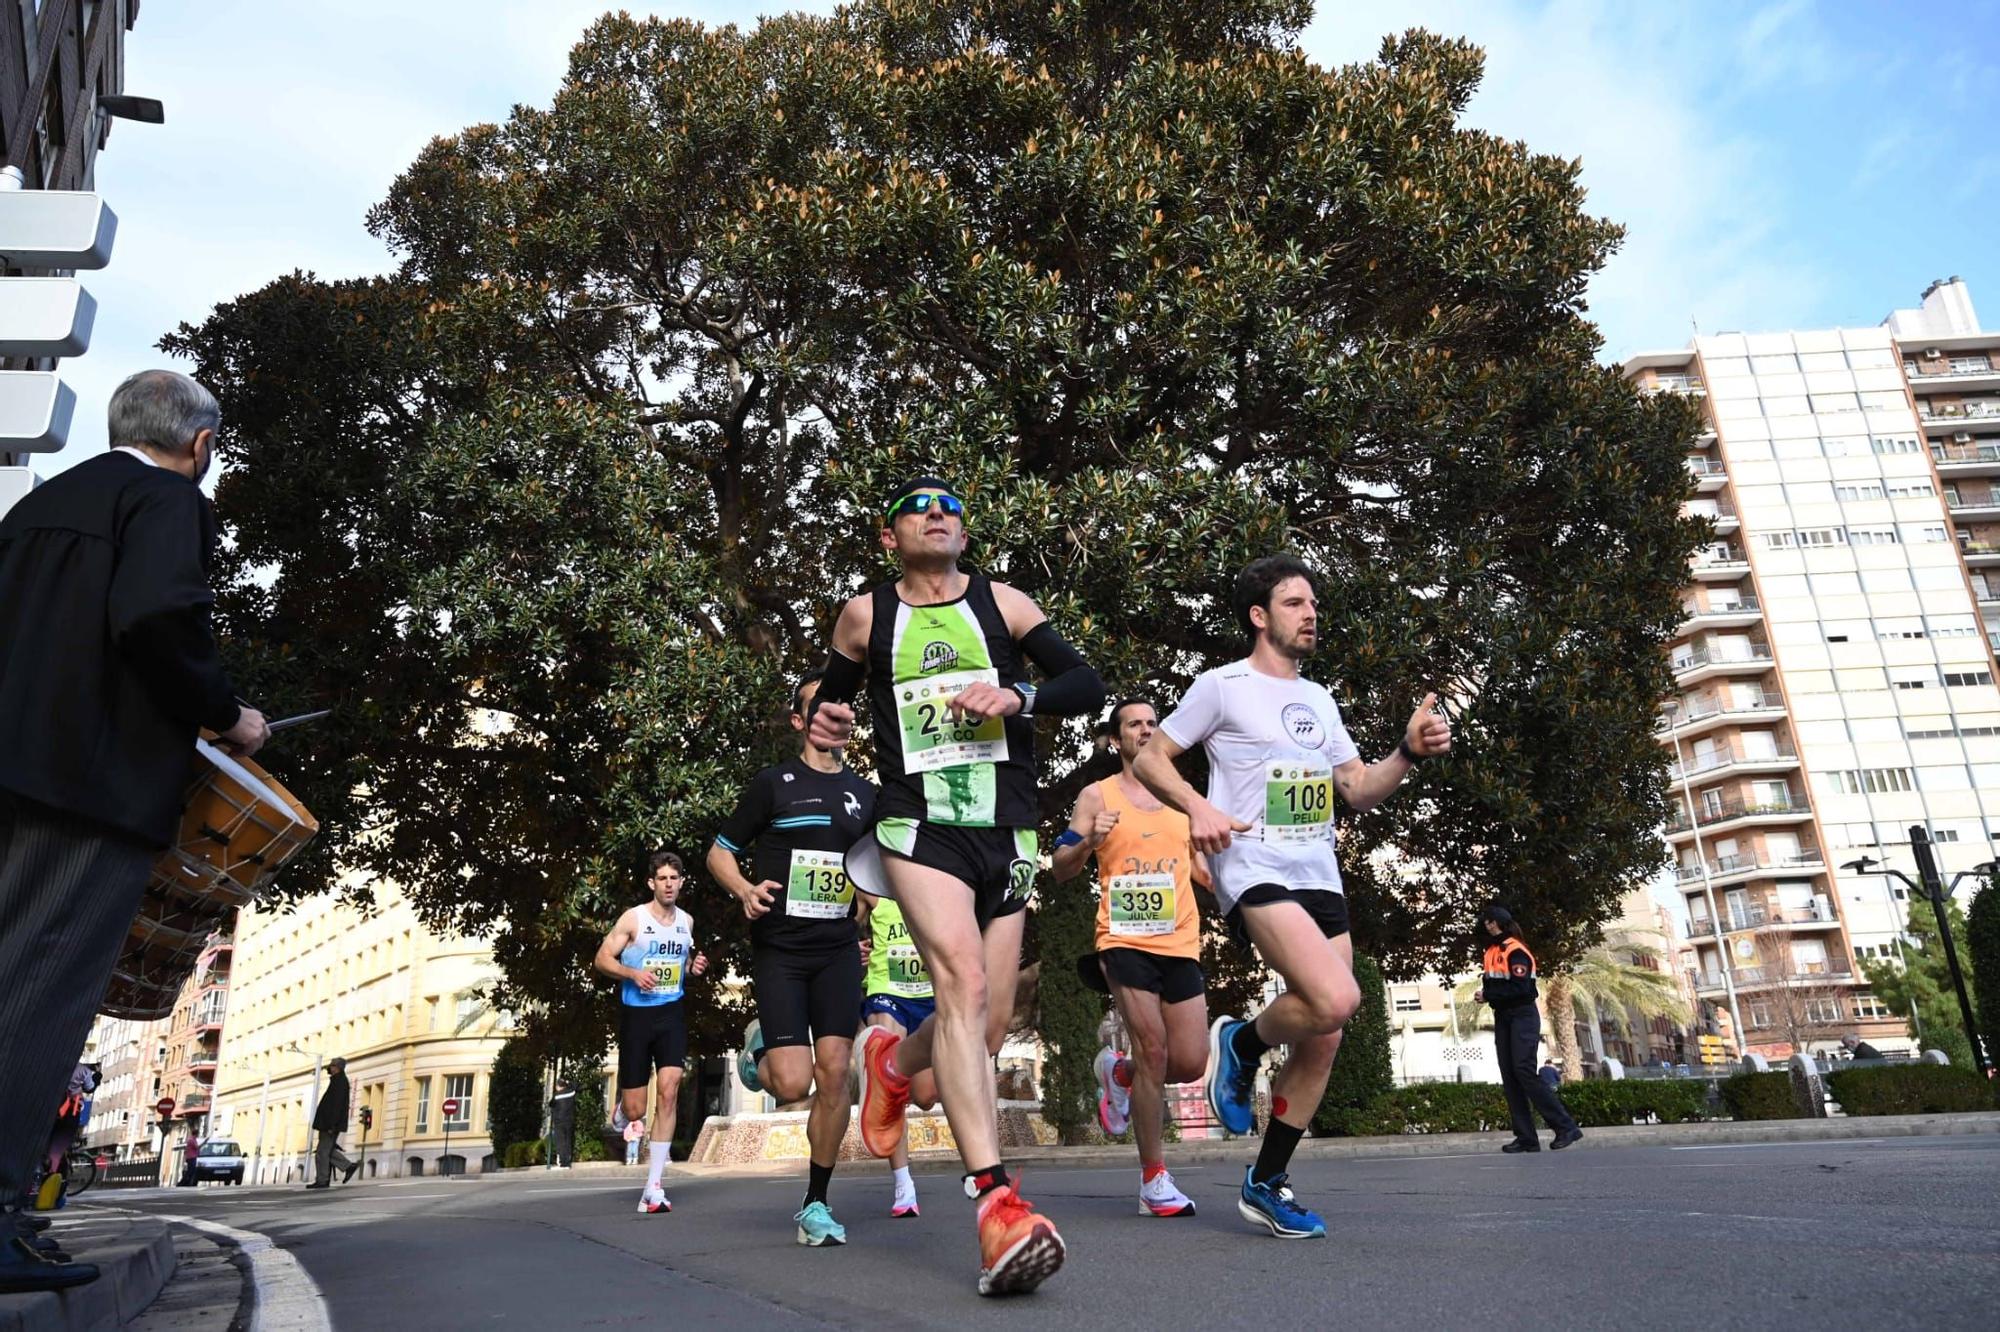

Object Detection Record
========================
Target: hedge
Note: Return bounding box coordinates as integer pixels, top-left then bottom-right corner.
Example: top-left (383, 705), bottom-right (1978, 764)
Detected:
top-left (1320, 1082), bottom-right (1510, 1136)
top-left (1719, 1072), bottom-right (1796, 1121)
top-left (1825, 1063), bottom-right (1994, 1116)
top-left (500, 1139), bottom-right (547, 1168)
top-left (1311, 954), bottom-right (1395, 1135)
top-left (1561, 1079), bottom-right (1712, 1126)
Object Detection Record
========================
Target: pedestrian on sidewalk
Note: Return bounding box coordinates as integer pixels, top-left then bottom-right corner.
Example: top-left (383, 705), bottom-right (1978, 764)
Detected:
top-left (178, 1132), bottom-right (200, 1187)
top-left (1474, 904), bottom-right (1582, 1154)
top-left (308, 1058), bottom-right (359, 1188)
top-left (547, 1079), bottom-right (577, 1170)
top-left (623, 1114), bottom-right (645, 1166)
top-left (0, 371), bottom-right (271, 1293)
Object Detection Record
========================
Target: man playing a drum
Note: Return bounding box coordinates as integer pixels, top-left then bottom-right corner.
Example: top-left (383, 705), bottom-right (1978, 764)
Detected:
top-left (0, 371), bottom-right (269, 1293)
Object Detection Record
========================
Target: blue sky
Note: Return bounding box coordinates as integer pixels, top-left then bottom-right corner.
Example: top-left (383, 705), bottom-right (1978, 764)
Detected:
top-left (48, 0), bottom-right (2000, 469)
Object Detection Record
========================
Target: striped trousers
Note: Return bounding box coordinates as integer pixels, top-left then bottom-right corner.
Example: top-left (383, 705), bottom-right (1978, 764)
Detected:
top-left (0, 800), bottom-right (152, 1223)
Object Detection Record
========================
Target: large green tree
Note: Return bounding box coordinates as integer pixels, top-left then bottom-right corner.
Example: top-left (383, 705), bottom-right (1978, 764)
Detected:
top-left (167, 1), bottom-right (1701, 1073)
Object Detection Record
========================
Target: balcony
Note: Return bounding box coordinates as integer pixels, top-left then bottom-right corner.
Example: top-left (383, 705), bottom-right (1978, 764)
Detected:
top-left (179, 1091), bottom-right (212, 1116)
top-left (1908, 357), bottom-right (2000, 393)
top-left (1931, 440), bottom-right (2000, 476)
top-left (1656, 692), bottom-right (1786, 738)
top-left (1674, 848), bottom-right (1825, 889)
top-left (1920, 400), bottom-right (2000, 435)
top-left (1946, 492), bottom-right (2000, 521)
top-left (1665, 795), bottom-right (1812, 840)
top-left (1692, 546), bottom-right (1751, 582)
top-left (1666, 740), bottom-right (1798, 783)
top-left (1688, 964), bottom-right (1856, 996)
top-left (1671, 643), bottom-right (1774, 686)
top-left (1651, 374), bottom-right (1707, 396)
top-left (1677, 596), bottom-right (1763, 633)
top-left (1687, 457), bottom-right (1728, 493)
top-left (1961, 541), bottom-right (2000, 568)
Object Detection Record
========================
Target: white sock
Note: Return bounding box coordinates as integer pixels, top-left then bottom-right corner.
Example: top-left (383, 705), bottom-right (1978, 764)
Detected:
top-left (892, 1165), bottom-right (914, 1199)
top-left (646, 1140), bottom-right (669, 1192)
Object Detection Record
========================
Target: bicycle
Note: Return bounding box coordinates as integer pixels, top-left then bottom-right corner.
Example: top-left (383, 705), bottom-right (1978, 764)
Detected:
top-left (62, 1146), bottom-right (98, 1199)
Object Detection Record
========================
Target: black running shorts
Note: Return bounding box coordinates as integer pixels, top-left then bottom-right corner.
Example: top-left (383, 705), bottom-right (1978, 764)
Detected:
top-left (1096, 947), bottom-right (1206, 1005)
top-left (752, 942), bottom-right (863, 1049)
top-left (873, 819), bottom-right (1038, 930)
top-left (1224, 884), bottom-right (1350, 953)
top-left (617, 1001), bottom-right (688, 1089)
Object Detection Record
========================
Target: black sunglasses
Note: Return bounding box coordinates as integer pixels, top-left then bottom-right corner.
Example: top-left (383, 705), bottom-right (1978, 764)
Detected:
top-left (885, 492), bottom-right (966, 522)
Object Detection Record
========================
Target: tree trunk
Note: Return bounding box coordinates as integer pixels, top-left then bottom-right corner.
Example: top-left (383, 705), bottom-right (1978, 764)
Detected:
top-left (1543, 974), bottom-right (1585, 1083)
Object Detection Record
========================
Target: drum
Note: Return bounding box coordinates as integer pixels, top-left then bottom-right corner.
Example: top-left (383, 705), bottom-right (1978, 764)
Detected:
top-left (98, 740), bottom-right (319, 1020)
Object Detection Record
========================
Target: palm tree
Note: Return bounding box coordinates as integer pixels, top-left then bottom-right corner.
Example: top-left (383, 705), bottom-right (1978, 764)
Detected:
top-left (1454, 938), bottom-right (1690, 1082)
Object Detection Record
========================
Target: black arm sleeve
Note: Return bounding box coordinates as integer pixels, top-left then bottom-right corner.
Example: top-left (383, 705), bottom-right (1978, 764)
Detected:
top-left (1019, 622), bottom-right (1105, 718)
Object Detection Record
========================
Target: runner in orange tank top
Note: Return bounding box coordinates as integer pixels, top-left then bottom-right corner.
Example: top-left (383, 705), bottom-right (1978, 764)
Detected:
top-left (1051, 699), bottom-right (1210, 1218)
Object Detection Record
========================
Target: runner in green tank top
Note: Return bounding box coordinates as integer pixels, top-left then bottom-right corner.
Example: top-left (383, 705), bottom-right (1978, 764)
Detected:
top-left (808, 475), bottom-right (1104, 1296)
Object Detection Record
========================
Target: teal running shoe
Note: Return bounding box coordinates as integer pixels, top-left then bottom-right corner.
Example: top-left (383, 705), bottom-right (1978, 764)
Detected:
top-left (1238, 1168), bottom-right (1325, 1239)
top-left (738, 1018), bottom-right (765, 1094)
top-left (795, 1199), bottom-right (847, 1247)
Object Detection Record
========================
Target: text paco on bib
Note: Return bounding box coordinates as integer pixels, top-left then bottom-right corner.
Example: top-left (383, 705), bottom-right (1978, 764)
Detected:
top-left (896, 668), bottom-right (1010, 774)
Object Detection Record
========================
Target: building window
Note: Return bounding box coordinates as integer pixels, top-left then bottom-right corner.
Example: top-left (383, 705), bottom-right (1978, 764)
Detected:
top-left (454, 995), bottom-right (479, 1031)
top-left (1872, 436), bottom-right (1922, 454)
top-left (414, 1077), bottom-right (430, 1134)
top-left (1392, 995), bottom-right (1422, 1013)
top-left (1853, 995), bottom-right (1892, 1020)
top-left (1826, 768), bottom-right (1914, 795)
top-left (1943, 670), bottom-right (1993, 687)
top-left (443, 1074), bottom-right (473, 1130)
top-left (1834, 484), bottom-right (1884, 502)
top-left (1805, 999), bottom-right (1843, 1023)
top-left (1746, 1003), bottom-right (1772, 1029)
top-left (1846, 528), bottom-right (1899, 546)
top-left (1884, 481), bottom-right (1934, 499)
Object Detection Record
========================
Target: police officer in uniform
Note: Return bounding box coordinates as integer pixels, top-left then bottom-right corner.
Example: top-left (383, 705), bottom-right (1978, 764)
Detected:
top-left (1475, 904), bottom-right (1582, 1153)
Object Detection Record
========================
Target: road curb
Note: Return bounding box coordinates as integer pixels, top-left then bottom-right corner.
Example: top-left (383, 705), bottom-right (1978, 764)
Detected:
top-left (0, 1210), bottom-right (177, 1332)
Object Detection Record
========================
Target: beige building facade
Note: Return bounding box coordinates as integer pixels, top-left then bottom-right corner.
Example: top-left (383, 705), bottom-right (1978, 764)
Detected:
top-left (1627, 278), bottom-right (2000, 1059)
top-left (210, 875), bottom-right (513, 1182)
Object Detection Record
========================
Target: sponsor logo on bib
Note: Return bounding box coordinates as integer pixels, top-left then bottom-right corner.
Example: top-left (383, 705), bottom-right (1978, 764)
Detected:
top-left (1282, 702), bottom-right (1325, 749)
top-left (920, 641), bottom-right (959, 673)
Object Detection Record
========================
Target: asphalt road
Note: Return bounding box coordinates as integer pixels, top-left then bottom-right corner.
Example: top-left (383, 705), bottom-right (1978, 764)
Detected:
top-left (95, 1137), bottom-right (2000, 1330)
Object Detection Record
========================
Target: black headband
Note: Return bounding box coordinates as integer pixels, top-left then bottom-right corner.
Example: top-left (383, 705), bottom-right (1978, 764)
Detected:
top-left (883, 475), bottom-right (960, 519)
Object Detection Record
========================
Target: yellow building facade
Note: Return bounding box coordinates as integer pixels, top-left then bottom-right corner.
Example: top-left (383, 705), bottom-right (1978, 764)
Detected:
top-left (210, 875), bottom-right (514, 1182)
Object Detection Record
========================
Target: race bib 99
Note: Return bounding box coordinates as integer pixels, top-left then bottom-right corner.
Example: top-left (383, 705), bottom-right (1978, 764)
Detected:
top-left (645, 956), bottom-right (684, 997)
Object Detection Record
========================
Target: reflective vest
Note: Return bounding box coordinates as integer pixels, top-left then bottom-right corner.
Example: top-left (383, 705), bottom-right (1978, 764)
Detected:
top-left (1482, 938), bottom-right (1539, 1008)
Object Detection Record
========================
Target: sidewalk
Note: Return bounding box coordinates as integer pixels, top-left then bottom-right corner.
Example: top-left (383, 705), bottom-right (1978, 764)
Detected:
top-left (503, 1109), bottom-right (2000, 1180)
top-left (0, 1210), bottom-right (176, 1332)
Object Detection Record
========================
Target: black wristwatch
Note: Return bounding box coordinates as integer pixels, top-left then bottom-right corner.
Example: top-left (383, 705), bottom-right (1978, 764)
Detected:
top-left (1397, 738), bottom-right (1422, 764)
top-left (1011, 681), bottom-right (1037, 717)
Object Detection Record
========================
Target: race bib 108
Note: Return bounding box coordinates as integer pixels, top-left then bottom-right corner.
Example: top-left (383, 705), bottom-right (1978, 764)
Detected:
top-left (1264, 761), bottom-right (1333, 845)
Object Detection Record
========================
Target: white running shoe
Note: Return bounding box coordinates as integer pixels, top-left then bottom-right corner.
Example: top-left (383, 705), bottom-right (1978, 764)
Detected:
top-left (637, 1187), bottom-right (672, 1215)
top-left (1094, 1047), bottom-right (1131, 1136)
top-left (891, 1184), bottom-right (920, 1218)
top-left (1139, 1170), bottom-right (1197, 1217)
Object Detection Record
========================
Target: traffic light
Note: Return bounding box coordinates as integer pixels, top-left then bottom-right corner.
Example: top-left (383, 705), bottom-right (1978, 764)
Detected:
top-left (359, 1106), bottom-right (373, 1133)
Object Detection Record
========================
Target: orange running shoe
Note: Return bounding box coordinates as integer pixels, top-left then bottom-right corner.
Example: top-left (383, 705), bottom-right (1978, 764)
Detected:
top-left (854, 1025), bottom-right (911, 1159)
top-left (976, 1183), bottom-right (1065, 1296)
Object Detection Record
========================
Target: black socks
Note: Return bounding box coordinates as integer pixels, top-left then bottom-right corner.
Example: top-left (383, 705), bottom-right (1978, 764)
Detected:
top-left (1253, 1118), bottom-right (1304, 1185)
top-left (1231, 1015), bottom-right (1275, 1065)
top-left (804, 1160), bottom-right (834, 1207)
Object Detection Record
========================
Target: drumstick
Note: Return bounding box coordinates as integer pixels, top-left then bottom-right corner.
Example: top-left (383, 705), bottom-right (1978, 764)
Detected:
top-left (267, 710), bottom-right (332, 733)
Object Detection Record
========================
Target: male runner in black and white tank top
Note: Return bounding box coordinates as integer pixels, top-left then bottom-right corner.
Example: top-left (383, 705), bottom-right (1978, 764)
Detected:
top-left (808, 475), bottom-right (1103, 1296)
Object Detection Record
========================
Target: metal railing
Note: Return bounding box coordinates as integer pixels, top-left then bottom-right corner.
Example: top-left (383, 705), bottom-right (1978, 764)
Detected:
top-left (1671, 644), bottom-right (1774, 674)
top-left (1666, 794), bottom-right (1809, 834)
top-left (1920, 401), bottom-right (2000, 423)
top-left (1961, 542), bottom-right (2000, 557)
top-left (1683, 595), bottom-right (1761, 621)
top-left (1656, 692), bottom-right (1781, 730)
top-left (1695, 545), bottom-right (1749, 570)
top-left (1674, 849), bottom-right (1824, 883)
top-left (1946, 493), bottom-right (1999, 512)
top-left (1688, 964), bottom-right (1854, 989)
top-left (1687, 457), bottom-right (1727, 477)
top-left (1909, 359), bottom-right (1995, 378)
top-left (1666, 740), bottom-right (1797, 780)
top-left (1932, 441), bottom-right (2000, 464)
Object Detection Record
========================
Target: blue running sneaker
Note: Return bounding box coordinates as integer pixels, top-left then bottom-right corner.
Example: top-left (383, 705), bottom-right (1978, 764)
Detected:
top-left (1238, 1168), bottom-right (1325, 1239)
top-left (738, 1019), bottom-right (765, 1095)
top-left (795, 1200), bottom-right (847, 1247)
top-left (1206, 1015), bottom-right (1256, 1136)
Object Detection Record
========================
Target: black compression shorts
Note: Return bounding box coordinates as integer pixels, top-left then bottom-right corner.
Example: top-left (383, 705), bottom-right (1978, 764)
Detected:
top-left (752, 942), bottom-right (863, 1049)
top-left (617, 1002), bottom-right (688, 1089)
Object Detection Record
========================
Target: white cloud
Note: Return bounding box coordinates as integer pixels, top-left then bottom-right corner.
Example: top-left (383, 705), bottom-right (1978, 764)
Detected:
top-left (1301, 0), bottom-right (1829, 360)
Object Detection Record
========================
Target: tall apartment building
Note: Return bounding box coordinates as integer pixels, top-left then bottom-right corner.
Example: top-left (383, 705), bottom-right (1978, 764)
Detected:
top-left (84, 1014), bottom-right (164, 1159)
top-left (158, 934), bottom-right (232, 1155)
top-left (209, 875), bottom-right (513, 1182)
top-left (1625, 279), bottom-right (2000, 1060)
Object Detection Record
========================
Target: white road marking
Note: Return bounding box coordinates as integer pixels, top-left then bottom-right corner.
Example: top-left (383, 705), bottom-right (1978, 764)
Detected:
top-left (524, 1185), bottom-right (635, 1194)
top-left (164, 1213), bottom-right (331, 1332)
top-left (1670, 1139), bottom-right (1891, 1152)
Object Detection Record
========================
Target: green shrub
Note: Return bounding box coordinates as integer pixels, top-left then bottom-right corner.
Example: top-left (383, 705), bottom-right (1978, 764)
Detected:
top-left (1561, 1079), bottom-right (1712, 1126)
top-left (1312, 954), bottom-right (1395, 1135)
top-left (570, 1073), bottom-right (610, 1161)
top-left (500, 1139), bottom-right (548, 1168)
top-left (488, 1040), bottom-right (546, 1154)
top-left (1825, 1063), bottom-right (1994, 1116)
top-left (1970, 875), bottom-right (2000, 1073)
top-left (1719, 1072), bottom-right (1797, 1121)
top-left (1321, 1082), bottom-right (1511, 1136)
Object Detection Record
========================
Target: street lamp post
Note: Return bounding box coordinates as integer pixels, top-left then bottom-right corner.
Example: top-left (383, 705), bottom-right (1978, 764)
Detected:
top-left (1844, 834), bottom-right (1994, 1077)
top-left (1663, 701), bottom-right (1747, 1049)
top-left (1841, 855), bottom-right (1922, 1042)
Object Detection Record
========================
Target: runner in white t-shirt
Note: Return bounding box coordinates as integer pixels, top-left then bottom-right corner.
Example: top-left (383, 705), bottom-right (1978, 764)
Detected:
top-left (1134, 555), bottom-right (1451, 1240)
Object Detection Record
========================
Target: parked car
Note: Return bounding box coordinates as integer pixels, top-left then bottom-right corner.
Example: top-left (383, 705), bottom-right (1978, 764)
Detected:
top-left (192, 1139), bottom-right (246, 1185)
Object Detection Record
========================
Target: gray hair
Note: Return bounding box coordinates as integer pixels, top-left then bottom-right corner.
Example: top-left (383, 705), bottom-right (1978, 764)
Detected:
top-left (107, 369), bottom-right (220, 453)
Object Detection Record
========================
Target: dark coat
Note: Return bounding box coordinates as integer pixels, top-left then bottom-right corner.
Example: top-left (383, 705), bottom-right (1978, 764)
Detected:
top-left (313, 1070), bottom-right (350, 1133)
top-left (0, 452), bottom-right (240, 846)
top-left (547, 1089), bottom-right (576, 1128)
